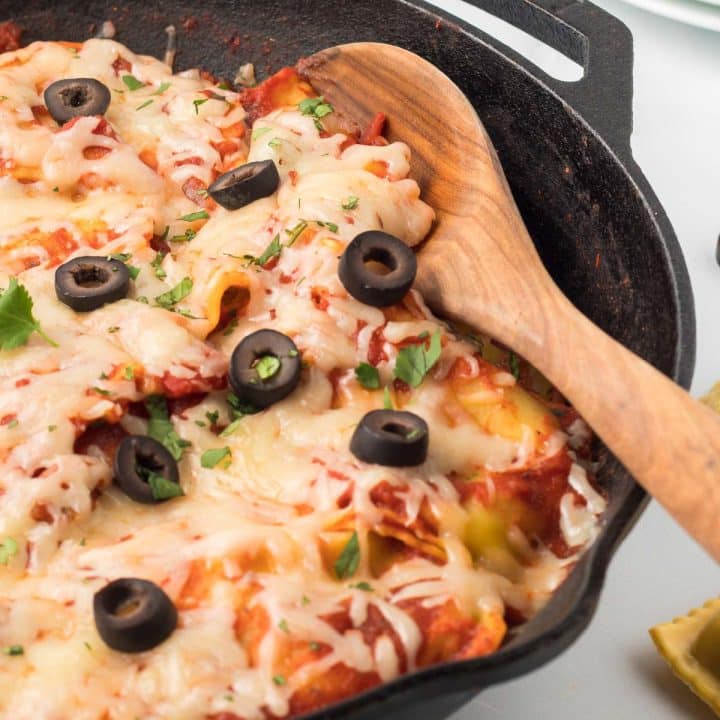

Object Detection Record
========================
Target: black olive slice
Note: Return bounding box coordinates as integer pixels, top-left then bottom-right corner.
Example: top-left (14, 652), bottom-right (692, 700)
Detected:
top-left (350, 409), bottom-right (428, 467)
top-left (43, 78), bottom-right (111, 125)
top-left (55, 256), bottom-right (130, 312)
top-left (228, 329), bottom-right (301, 409)
top-left (207, 159), bottom-right (280, 210)
top-left (93, 577), bottom-right (177, 653)
top-left (338, 231), bottom-right (417, 307)
top-left (113, 435), bottom-right (180, 505)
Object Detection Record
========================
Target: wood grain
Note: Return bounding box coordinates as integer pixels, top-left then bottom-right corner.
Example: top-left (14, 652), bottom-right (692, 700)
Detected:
top-left (304, 43), bottom-right (720, 562)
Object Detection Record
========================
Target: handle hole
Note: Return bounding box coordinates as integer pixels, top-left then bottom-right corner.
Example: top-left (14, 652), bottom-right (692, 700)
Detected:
top-left (427, 0), bottom-right (585, 82)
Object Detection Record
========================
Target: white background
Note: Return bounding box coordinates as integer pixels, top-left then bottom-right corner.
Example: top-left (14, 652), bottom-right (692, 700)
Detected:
top-left (421, 1), bottom-right (720, 718)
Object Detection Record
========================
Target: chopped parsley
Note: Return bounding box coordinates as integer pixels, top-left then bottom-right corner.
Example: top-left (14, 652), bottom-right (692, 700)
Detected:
top-left (178, 210), bottom-right (209, 222)
top-left (48, 425), bottom-right (57, 432)
top-left (301, 594), bottom-right (310, 606)
top-left (91, 386), bottom-right (113, 397)
top-left (122, 74), bottom-right (145, 91)
top-left (52, 186), bottom-right (59, 192)
top-left (220, 393), bottom-right (258, 437)
top-left (155, 277), bottom-right (193, 309)
top-left (278, 619), bottom-right (290, 634)
top-left (137, 465), bottom-right (184, 500)
top-left (193, 98), bottom-right (208, 114)
top-left (267, 137), bottom-right (283, 150)
top-left (123, 366), bottom-right (135, 380)
top-left (2, 644), bottom-right (23, 656)
top-left (341, 195), bottom-right (359, 210)
top-left (334, 531), bottom-right (360, 580)
top-left (272, 675), bottom-right (287, 687)
top-left (136, 296), bottom-right (149, 304)
top-left (393, 330), bottom-right (442, 388)
top-left (355, 362), bottom-right (380, 390)
top-left (6, 418), bottom-right (18, 429)
top-left (200, 446), bottom-right (232, 469)
top-left (151, 252), bottom-right (167, 280)
top-left (145, 395), bottom-right (191, 460)
top-left (151, 81), bottom-right (171, 96)
top-left (222, 316), bottom-right (238, 336)
top-left (255, 355), bottom-right (281, 381)
top-left (0, 278), bottom-right (57, 350)
top-left (107, 326), bottom-right (120, 333)
top-left (0, 537), bottom-right (18, 565)
top-left (135, 99), bottom-right (153, 111)
top-left (206, 410), bottom-right (220, 425)
top-left (314, 219), bottom-right (338, 233)
top-left (509, 352), bottom-right (521, 380)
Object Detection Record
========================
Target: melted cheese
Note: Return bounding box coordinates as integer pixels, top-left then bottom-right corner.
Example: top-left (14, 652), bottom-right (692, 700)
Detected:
top-left (0, 38), bottom-right (604, 720)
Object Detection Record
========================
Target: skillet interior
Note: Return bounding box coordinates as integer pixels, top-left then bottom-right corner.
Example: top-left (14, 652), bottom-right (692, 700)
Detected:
top-left (6, 1), bottom-right (696, 719)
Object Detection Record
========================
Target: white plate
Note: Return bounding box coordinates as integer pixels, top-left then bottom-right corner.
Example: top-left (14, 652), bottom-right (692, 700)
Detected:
top-left (619, 0), bottom-right (720, 30)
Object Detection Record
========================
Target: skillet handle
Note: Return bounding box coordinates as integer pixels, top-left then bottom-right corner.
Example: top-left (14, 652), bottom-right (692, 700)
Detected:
top-left (458, 0), bottom-right (634, 159)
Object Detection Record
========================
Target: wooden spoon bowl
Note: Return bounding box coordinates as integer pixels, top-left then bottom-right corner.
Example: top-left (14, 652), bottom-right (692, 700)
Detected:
top-left (303, 42), bottom-right (720, 562)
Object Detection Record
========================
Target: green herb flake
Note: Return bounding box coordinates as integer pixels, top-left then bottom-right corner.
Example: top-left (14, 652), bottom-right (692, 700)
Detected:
top-left (83, 641), bottom-right (92, 652)
top-left (155, 277), bottom-right (193, 309)
top-left (135, 99), bottom-right (154, 111)
top-left (122, 74), bottom-right (145, 91)
top-left (136, 296), bottom-right (149, 304)
top-left (334, 531), bottom-right (360, 580)
top-left (126, 264), bottom-right (141, 280)
top-left (319, 220), bottom-right (338, 233)
top-left (151, 81), bottom-right (171, 96)
top-left (0, 537), bottom-right (18, 565)
top-left (246, 235), bottom-right (282, 268)
top-left (91, 386), bottom-right (113, 397)
top-left (200, 446), bottom-right (232, 469)
top-left (301, 594), bottom-right (310, 606)
top-left (79, 537), bottom-right (86, 546)
top-left (255, 355), bottom-right (281, 381)
top-left (48, 425), bottom-right (57, 432)
top-left (193, 98), bottom-right (208, 114)
top-left (222, 316), bottom-right (238, 337)
top-left (278, 619), bottom-right (290, 634)
top-left (195, 420), bottom-right (206, 427)
top-left (6, 418), bottom-right (18, 429)
top-left (206, 410), bottom-right (220, 425)
top-left (140, 467), bottom-right (184, 500)
top-left (171, 228), bottom-right (197, 243)
top-left (2, 644), bottom-right (23, 656)
top-left (355, 362), bottom-right (380, 390)
top-left (341, 195), bottom-right (359, 210)
top-left (219, 417), bottom-right (243, 438)
top-left (151, 252), bottom-right (167, 280)
top-left (284, 220), bottom-right (308, 246)
top-left (508, 352), bottom-right (521, 380)
top-left (298, 97), bottom-right (334, 126)
top-left (107, 326), bottom-right (120, 333)
top-left (224, 694), bottom-right (234, 702)
top-left (123, 366), bottom-right (135, 380)
top-left (145, 395), bottom-right (191, 460)
top-left (272, 675), bottom-right (287, 687)
top-left (52, 186), bottom-right (59, 192)
top-left (267, 137), bottom-right (282, 150)
top-left (178, 210), bottom-right (209, 222)
top-left (393, 330), bottom-right (442, 388)
top-left (0, 278), bottom-right (57, 350)
top-left (252, 126), bottom-right (271, 140)
top-left (108, 252), bottom-right (132, 262)
top-left (350, 581), bottom-right (373, 592)
top-left (383, 386), bottom-right (393, 410)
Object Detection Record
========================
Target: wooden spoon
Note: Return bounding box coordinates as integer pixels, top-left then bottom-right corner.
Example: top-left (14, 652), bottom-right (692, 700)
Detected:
top-left (303, 42), bottom-right (720, 562)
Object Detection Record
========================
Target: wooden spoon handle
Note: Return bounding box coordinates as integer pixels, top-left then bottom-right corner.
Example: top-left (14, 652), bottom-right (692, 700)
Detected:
top-left (464, 290), bottom-right (720, 561)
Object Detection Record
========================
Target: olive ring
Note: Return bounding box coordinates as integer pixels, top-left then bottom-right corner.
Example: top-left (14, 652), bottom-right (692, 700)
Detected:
top-left (350, 409), bottom-right (429, 467)
top-left (113, 435), bottom-right (180, 505)
top-left (44, 78), bottom-right (111, 126)
top-left (338, 231), bottom-right (417, 307)
top-left (55, 256), bottom-right (130, 312)
top-left (228, 329), bottom-right (301, 409)
top-left (208, 159), bottom-right (280, 210)
top-left (93, 577), bottom-right (177, 653)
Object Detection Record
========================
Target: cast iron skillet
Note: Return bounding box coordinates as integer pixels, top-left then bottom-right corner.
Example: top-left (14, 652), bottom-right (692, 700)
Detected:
top-left (8, 0), bottom-right (696, 718)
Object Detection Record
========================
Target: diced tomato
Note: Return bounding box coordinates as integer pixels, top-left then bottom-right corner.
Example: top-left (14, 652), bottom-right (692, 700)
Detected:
top-left (73, 421), bottom-right (127, 462)
top-left (360, 112), bottom-right (388, 146)
top-left (367, 327), bottom-right (387, 365)
top-left (239, 67), bottom-right (314, 123)
top-left (112, 55), bottom-right (132, 75)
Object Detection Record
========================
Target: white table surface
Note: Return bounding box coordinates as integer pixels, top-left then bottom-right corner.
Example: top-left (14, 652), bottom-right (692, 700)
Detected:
top-left (421, 1), bottom-right (720, 718)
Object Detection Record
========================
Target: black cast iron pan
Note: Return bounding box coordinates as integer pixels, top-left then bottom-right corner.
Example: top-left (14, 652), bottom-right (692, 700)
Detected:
top-left (6, 1), bottom-right (696, 718)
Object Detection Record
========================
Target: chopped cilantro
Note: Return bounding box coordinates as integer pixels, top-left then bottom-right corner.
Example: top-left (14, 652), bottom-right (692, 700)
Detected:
top-left (393, 330), bottom-right (442, 388)
top-left (200, 446), bottom-right (231, 469)
top-left (137, 465), bottom-right (184, 500)
top-left (145, 395), bottom-right (191, 460)
top-left (48, 425), bottom-right (57, 432)
top-left (2, 644), bottom-right (23, 656)
top-left (151, 81), bottom-right (171, 96)
top-left (219, 418), bottom-right (243, 438)
top-left (383, 386), bottom-right (393, 409)
top-left (92, 386), bottom-right (113, 397)
top-left (6, 418), bottom-right (18, 429)
top-left (298, 96), bottom-right (334, 130)
top-left (123, 366), bottom-right (134, 380)
top-left (151, 252), bottom-right (167, 280)
top-left (0, 278), bottom-right (57, 350)
top-left (206, 410), bottom-right (220, 425)
top-left (334, 531), bottom-right (360, 580)
top-left (136, 296), bottom-right (149, 304)
top-left (267, 137), bottom-right (282, 150)
top-left (193, 98), bottom-right (208, 114)
top-left (246, 235), bottom-right (282, 267)
top-left (222, 316), bottom-right (238, 336)
top-left (255, 355), bottom-right (281, 381)
top-left (122, 74), bottom-right (145, 91)
top-left (355, 362), bottom-right (380, 390)
top-left (135, 99), bottom-right (153, 111)
top-left (195, 420), bottom-right (206, 427)
top-left (52, 186), bottom-right (59, 192)
top-left (315, 219), bottom-right (339, 233)
top-left (171, 228), bottom-right (197, 243)
top-left (272, 675), bottom-right (286, 687)
top-left (350, 581), bottom-right (373, 592)
top-left (252, 126), bottom-right (271, 140)
top-left (278, 619), bottom-right (290, 634)
top-left (178, 210), bottom-right (209, 222)
top-left (0, 537), bottom-right (18, 565)
top-left (301, 594), bottom-right (310, 606)
top-left (341, 195), bottom-right (359, 210)
top-left (284, 220), bottom-right (308, 246)
top-left (509, 352), bottom-right (521, 380)
top-left (107, 326), bottom-right (120, 333)
top-left (155, 277), bottom-right (193, 309)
